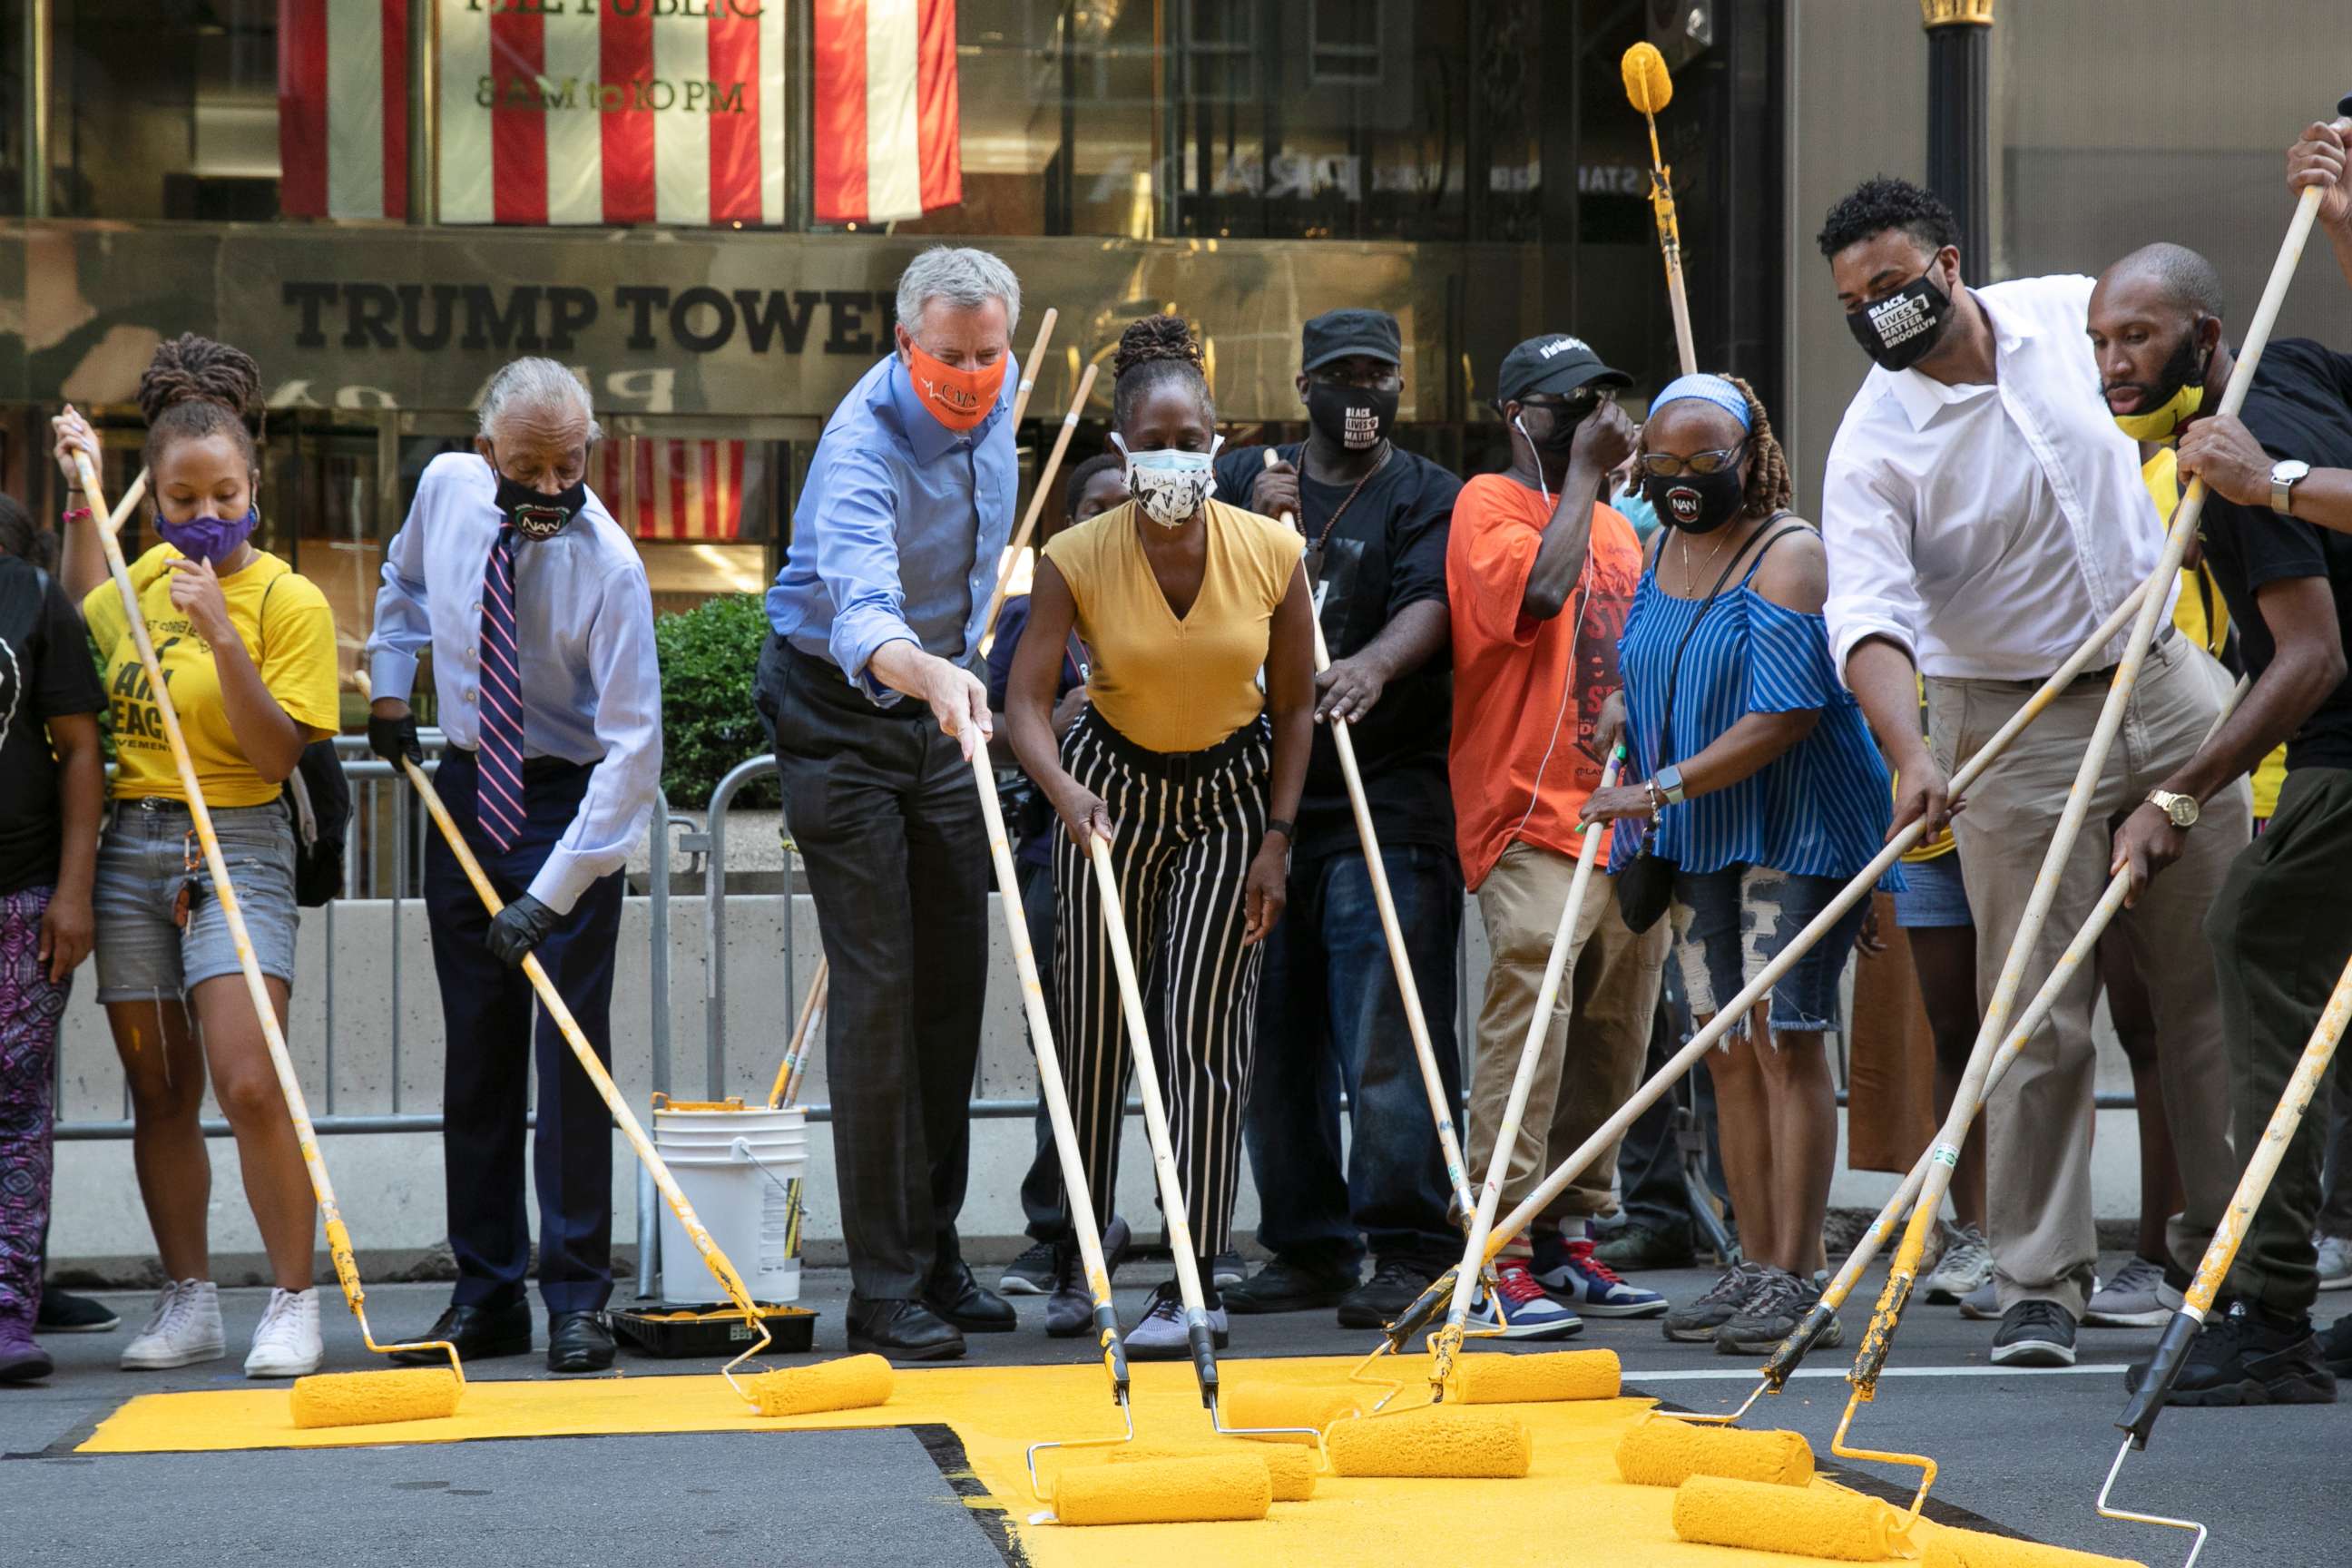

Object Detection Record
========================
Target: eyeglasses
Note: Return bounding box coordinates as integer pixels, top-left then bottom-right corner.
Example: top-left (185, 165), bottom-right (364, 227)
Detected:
top-left (1310, 367), bottom-right (1403, 392)
top-left (1521, 389), bottom-right (1604, 425)
top-left (1637, 441), bottom-right (1749, 479)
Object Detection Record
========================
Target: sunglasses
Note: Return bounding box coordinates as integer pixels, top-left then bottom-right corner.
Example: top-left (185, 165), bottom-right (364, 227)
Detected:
top-left (1636, 440), bottom-right (1749, 479)
top-left (1520, 389), bottom-right (1605, 426)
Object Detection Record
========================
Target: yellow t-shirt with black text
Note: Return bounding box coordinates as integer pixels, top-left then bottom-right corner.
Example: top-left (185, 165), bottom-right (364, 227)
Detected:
top-left (83, 545), bottom-right (341, 808)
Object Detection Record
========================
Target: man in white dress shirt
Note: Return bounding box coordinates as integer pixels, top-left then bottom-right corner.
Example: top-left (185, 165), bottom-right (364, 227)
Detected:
top-left (367, 358), bottom-right (662, 1375)
top-left (1817, 177), bottom-right (2243, 1368)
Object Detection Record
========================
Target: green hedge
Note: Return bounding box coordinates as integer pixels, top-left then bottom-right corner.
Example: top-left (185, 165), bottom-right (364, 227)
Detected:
top-left (653, 593), bottom-right (778, 809)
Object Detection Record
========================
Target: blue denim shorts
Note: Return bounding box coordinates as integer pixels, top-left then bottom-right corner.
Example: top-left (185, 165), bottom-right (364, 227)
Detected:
top-left (93, 797), bottom-right (300, 1004)
top-left (1668, 863), bottom-right (1866, 1039)
top-left (1891, 851), bottom-right (1972, 929)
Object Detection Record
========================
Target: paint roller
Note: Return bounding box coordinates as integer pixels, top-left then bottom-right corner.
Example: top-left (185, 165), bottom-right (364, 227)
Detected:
top-left (1220, 1347), bottom-right (1621, 1437)
top-left (1622, 41), bottom-right (1698, 377)
top-left (354, 671), bottom-right (877, 1420)
top-left (1424, 750), bottom-right (1625, 1407)
top-left (1671, 1475), bottom-right (1916, 1563)
top-left (64, 455), bottom-right (464, 1429)
top-left (1616, 1416), bottom-right (1812, 1489)
top-left (1359, 566), bottom-right (2161, 1363)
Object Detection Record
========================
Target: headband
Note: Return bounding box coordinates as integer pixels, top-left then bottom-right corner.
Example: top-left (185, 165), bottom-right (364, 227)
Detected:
top-left (1648, 373), bottom-right (1753, 431)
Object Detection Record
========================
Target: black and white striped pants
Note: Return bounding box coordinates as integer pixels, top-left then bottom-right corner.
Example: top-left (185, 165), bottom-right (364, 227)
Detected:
top-left (1051, 710), bottom-right (1271, 1259)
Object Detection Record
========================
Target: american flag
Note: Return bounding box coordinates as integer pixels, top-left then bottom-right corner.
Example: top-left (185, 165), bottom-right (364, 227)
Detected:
top-left (595, 438), bottom-right (750, 543)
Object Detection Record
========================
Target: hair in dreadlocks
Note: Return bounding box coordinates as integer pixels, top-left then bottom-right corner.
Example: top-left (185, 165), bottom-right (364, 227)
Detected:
top-left (137, 333), bottom-right (263, 475)
top-left (0, 494), bottom-right (57, 573)
top-left (1111, 314), bottom-right (1212, 431)
top-left (1726, 375), bottom-right (1792, 518)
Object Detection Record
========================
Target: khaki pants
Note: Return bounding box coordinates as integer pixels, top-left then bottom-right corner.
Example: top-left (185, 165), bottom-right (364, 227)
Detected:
top-left (1467, 842), bottom-right (1671, 1224)
top-left (1927, 635), bottom-right (2246, 1317)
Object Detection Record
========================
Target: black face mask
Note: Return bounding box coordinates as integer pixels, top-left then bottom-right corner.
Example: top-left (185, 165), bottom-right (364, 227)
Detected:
top-left (1643, 466), bottom-right (1746, 534)
top-left (491, 464), bottom-right (588, 541)
top-left (1307, 379), bottom-right (1399, 453)
top-left (1847, 268), bottom-right (1955, 372)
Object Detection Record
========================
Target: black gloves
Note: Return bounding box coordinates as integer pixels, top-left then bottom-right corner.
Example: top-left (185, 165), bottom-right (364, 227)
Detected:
top-left (369, 710), bottom-right (423, 768)
top-left (486, 892), bottom-right (558, 967)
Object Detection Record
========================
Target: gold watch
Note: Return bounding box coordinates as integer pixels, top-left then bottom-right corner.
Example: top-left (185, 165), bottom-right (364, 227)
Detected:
top-left (2147, 789), bottom-right (2200, 829)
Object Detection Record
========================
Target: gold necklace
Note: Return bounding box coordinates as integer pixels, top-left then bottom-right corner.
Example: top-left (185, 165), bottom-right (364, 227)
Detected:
top-left (1677, 520), bottom-right (1739, 588)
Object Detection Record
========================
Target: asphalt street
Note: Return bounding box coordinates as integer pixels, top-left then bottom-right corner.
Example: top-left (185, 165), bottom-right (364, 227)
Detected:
top-left (5, 1259), bottom-right (2345, 1566)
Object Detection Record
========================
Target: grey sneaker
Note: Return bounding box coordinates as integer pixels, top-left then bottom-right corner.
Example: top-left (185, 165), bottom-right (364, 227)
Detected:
top-left (1593, 1223), bottom-right (1696, 1271)
top-left (2316, 1232), bottom-right (2352, 1291)
top-left (1926, 1223), bottom-right (1994, 1304)
top-left (1044, 1216), bottom-right (1132, 1338)
top-left (1957, 1277), bottom-right (2001, 1320)
top-left (2085, 1256), bottom-right (2182, 1328)
top-left (999, 1240), bottom-right (1056, 1296)
top-left (1991, 1298), bottom-right (2078, 1367)
top-left (120, 1279), bottom-right (225, 1371)
top-left (1716, 1267), bottom-right (1812, 1357)
top-left (1122, 1282), bottom-right (1228, 1360)
top-left (1663, 1259), bottom-right (1767, 1343)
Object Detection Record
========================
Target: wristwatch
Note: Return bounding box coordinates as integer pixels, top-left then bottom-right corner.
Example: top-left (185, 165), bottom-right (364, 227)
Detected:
top-left (2147, 789), bottom-right (2200, 829)
top-left (1653, 764), bottom-right (1688, 807)
top-left (2272, 459), bottom-right (2311, 516)
top-left (1264, 818), bottom-right (1296, 844)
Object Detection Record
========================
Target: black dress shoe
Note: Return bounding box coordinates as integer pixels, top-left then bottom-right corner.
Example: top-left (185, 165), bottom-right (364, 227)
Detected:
top-left (847, 1297), bottom-right (966, 1361)
top-left (390, 1300), bottom-right (533, 1366)
top-left (923, 1259), bottom-right (1016, 1333)
top-left (546, 1310), bottom-right (616, 1373)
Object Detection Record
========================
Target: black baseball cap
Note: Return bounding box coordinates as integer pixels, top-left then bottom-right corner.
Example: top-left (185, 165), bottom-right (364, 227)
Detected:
top-left (1301, 308), bottom-right (1403, 372)
top-left (1494, 334), bottom-right (1632, 405)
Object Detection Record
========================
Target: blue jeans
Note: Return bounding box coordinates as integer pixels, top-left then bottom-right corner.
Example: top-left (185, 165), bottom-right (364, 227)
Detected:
top-left (1244, 844), bottom-right (1464, 1276)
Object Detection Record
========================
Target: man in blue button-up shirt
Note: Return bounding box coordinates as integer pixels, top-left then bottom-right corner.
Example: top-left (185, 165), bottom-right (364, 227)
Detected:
top-left (755, 247), bottom-right (1024, 1360)
top-left (366, 358), bottom-right (662, 1377)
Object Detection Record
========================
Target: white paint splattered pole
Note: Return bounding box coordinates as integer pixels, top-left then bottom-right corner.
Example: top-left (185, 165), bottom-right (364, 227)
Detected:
top-left (75, 456), bottom-right (462, 1387)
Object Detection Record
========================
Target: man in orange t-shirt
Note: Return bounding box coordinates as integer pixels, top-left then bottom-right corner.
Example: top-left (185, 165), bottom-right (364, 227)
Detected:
top-left (1446, 335), bottom-right (1671, 1336)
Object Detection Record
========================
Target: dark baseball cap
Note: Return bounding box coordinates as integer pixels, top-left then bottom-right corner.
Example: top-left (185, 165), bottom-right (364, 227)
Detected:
top-left (1301, 308), bottom-right (1403, 372)
top-left (1494, 334), bottom-right (1632, 405)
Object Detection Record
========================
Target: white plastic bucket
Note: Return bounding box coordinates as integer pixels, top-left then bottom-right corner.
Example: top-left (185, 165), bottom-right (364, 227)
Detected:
top-left (651, 1102), bottom-right (808, 1305)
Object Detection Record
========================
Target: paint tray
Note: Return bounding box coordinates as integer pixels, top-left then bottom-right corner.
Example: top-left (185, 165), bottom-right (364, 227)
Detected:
top-left (610, 1301), bottom-right (818, 1358)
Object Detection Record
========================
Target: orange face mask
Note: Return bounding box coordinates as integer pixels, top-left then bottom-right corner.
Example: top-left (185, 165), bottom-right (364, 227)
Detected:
top-left (904, 339), bottom-right (1006, 432)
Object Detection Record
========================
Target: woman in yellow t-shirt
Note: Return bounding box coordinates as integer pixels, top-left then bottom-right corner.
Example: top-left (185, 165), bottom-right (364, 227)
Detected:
top-left (52, 335), bottom-right (340, 1378)
top-left (1004, 315), bottom-right (1314, 1358)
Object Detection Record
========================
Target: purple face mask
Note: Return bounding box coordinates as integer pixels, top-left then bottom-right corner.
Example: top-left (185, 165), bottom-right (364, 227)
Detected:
top-left (156, 505), bottom-right (260, 566)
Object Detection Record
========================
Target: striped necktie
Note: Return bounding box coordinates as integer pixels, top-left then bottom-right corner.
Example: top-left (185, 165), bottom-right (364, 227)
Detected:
top-left (475, 523), bottom-right (526, 851)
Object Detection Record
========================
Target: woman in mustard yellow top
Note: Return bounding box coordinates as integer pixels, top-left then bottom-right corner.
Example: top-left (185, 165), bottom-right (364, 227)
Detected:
top-left (52, 336), bottom-right (340, 1379)
top-left (1005, 314), bottom-right (1314, 1357)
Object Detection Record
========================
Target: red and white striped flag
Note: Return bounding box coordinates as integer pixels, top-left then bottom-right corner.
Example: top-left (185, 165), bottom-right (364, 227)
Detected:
top-left (813, 0), bottom-right (963, 225)
top-left (278, 0), bottom-right (409, 220)
top-left (596, 439), bottom-right (750, 542)
top-left (438, 3), bottom-right (787, 227)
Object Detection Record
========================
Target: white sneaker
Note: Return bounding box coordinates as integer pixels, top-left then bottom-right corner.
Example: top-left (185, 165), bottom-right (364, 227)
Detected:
top-left (1926, 1223), bottom-right (1995, 1303)
top-left (120, 1279), bottom-right (226, 1370)
top-left (2316, 1232), bottom-right (2352, 1291)
top-left (2084, 1256), bottom-right (2182, 1328)
top-left (244, 1287), bottom-right (324, 1377)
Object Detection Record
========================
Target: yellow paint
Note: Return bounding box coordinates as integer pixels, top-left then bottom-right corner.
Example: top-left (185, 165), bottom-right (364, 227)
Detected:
top-left (81, 1356), bottom-right (2138, 1567)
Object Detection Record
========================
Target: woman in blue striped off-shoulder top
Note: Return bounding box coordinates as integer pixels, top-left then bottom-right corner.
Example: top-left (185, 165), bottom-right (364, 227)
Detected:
top-left (1580, 373), bottom-right (1896, 1357)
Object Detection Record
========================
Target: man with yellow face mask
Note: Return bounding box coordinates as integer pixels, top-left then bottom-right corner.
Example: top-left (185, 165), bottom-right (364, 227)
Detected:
top-left (756, 247), bottom-right (1024, 1361)
top-left (2091, 227), bottom-right (2352, 1406)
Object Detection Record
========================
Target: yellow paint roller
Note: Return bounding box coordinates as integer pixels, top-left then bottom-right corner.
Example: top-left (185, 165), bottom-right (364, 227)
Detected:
top-left (1453, 1348), bottom-right (1620, 1404)
top-left (1216, 1379), bottom-right (1357, 1443)
top-left (1615, 1416), bottom-right (1811, 1489)
top-left (1671, 1475), bottom-right (1915, 1562)
top-left (1109, 1444), bottom-right (1316, 1502)
top-left (1327, 1405), bottom-right (1531, 1479)
top-left (1922, 1533), bottom-right (2147, 1568)
top-left (67, 456), bottom-right (464, 1430)
top-left (1622, 40), bottom-right (1697, 376)
top-left (354, 672), bottom-right (826, 1417)
top-left (742, 1352), bottom-right (894, 1417)
top-left (1424, 752), bottom-right (1624, 1402)
top-left (1054, 1455), bottom-right (1272, 1526)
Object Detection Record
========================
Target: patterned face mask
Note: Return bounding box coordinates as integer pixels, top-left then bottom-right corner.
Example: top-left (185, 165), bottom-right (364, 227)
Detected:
top-left (1111, 431), bottom-right (1222, 528)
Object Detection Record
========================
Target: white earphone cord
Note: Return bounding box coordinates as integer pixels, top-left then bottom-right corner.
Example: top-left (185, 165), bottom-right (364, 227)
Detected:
top-left (1504, 415), bottom-right (1601, 848)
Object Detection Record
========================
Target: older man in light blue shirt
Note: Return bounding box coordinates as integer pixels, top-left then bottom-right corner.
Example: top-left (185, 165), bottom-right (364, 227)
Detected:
top-left (755, 247), bottom-right (1023, 1361)
top-left (367, 358), bottom-right (661, 1377)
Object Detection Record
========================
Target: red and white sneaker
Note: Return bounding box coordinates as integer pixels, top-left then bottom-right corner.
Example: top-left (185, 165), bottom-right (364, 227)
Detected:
top-left (1534, 1235), bottom-right (1671, 1318)
top-left (1467, 1258), bottom-right (1584, 1340)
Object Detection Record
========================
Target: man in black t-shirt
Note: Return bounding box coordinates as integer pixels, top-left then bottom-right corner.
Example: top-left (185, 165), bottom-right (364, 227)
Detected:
top-left (1210, 309), bottom-right (1467, 1326)
top-left (2092, 211), bottom-right (2352, 1405)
